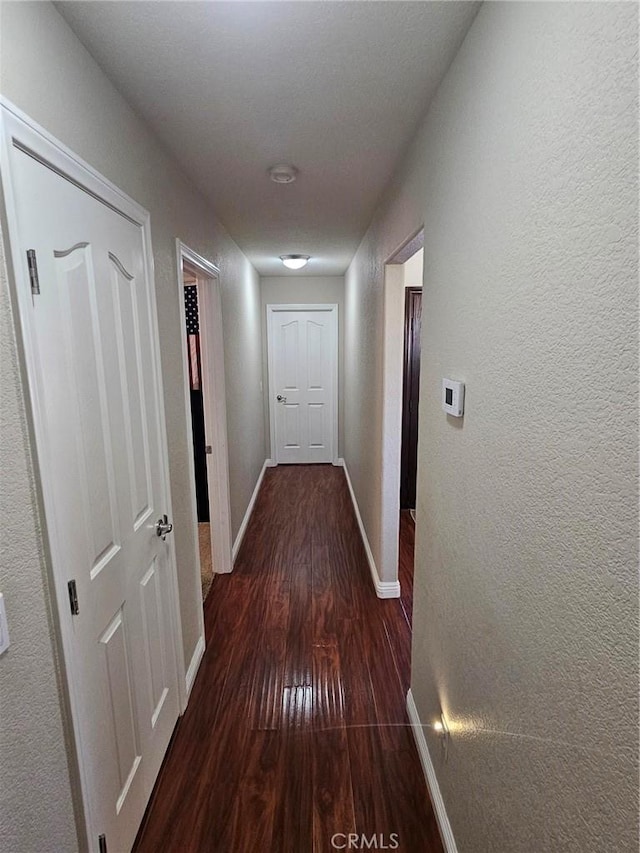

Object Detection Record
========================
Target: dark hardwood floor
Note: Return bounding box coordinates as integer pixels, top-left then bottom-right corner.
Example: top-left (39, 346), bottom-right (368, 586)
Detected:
top-left (134, 465), bottom-right (442, 853)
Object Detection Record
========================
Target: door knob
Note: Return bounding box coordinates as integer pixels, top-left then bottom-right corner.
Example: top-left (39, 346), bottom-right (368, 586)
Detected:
top-left (276, 394), bottom-right (287, 403)
top-left (156, 514), bottom-right (173, 540)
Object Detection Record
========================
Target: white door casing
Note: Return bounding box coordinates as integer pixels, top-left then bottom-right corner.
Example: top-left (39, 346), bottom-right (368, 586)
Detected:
top-left (267, 304), bottom-right (338, 464)
top-left (1, 101), bottom-right (183, 852)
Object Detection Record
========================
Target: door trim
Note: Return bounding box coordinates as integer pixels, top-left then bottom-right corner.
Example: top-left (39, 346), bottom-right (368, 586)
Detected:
top-left (0, 97), bottom-right (185, 851)
top-left (175, 242), bottom-right (233, 690)
top-left (266, 303), bottom-right (339, 466)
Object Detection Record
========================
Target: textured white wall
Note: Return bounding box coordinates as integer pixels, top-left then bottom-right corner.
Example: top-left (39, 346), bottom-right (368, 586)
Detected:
top-left (0, 3), bottom-right (264, 848)
top-left (345, 3), bottom-right (638, 850)
top-left (260, 276), bottom-right (345, 458)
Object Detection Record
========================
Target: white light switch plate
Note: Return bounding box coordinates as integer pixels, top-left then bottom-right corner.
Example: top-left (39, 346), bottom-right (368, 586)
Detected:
top-left (0, 593), bottom-right (10, 655)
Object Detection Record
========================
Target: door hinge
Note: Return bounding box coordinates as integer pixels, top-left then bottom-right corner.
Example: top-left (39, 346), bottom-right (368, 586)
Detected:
top-left (67, 579), bottom-right (79, 616)
top-left (26, 249), bottom-right (40, 295)
top-left (98, 834), bottom-right (107, 853)
top-left (205, 445), bottom-right (212, 454)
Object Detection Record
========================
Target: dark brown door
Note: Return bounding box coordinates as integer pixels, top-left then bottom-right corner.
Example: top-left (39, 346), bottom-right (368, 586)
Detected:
top-left (400, 288), bottom-right (422, 509)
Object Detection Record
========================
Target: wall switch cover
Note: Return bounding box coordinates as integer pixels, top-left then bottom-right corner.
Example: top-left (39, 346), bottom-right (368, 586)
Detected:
top-left (0, 593), bottom-right (10, 655)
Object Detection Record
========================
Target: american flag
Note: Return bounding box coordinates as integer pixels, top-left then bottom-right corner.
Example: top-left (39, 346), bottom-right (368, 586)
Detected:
top-left (185, 285), bottom-right (201, 390)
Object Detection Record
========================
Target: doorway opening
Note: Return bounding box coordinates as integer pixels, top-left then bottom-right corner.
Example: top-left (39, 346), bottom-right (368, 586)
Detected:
top-left (176, 241), bottom-right (233, 634)
top-left (379, 229), bottom-right (424, 602)
top-left (400, 254), bottom-right (423, 517)
top-left (397, 248), bottom-right (423, 630)
top-left (182, 264), bottom-right (214, 600)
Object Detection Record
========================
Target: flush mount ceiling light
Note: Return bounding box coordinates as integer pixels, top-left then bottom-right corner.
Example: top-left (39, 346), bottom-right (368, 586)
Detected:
top-left (280, 254), bottom-right (310, 270)
top-left (268, 163), bottom-right (298, 184)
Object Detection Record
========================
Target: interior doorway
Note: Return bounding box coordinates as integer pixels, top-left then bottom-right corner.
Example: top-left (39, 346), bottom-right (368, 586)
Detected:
top-left (379, 230), bottom-right (423, 594)
top-left (395, 248), bottom-right (423, 635)
top-left (176, 241), bottom-right (233, 619)
top-left (182, 265), bottom-right (214, 599)
top-left (397, 250), bottom-right (423, 650)
top-left (400, 280), bottom-right (423, 514)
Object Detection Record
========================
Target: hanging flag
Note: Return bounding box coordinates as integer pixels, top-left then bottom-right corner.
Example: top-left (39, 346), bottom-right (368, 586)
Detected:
top-left (185, 285), bottom-right (201, 390)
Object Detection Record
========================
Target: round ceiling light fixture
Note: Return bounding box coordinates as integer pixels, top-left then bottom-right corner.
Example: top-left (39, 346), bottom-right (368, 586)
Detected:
top-left (268, 163), bottom-right (298, 184)
top-left (280, 254), bottom-right (310, 270)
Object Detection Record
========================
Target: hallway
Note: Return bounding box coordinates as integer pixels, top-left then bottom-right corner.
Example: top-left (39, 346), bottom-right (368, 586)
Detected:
top-left (134, 465), bottom-right (442, 852)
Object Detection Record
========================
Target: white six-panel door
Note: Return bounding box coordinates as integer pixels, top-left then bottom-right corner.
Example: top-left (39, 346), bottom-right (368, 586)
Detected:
top-left (2, 105), bottom-right (181, 852)
top-left (267, 304), bottom-right (338, 464)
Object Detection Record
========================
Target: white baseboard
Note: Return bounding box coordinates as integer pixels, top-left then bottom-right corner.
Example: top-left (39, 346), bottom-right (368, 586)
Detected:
top-left (232, 458), bottom-right (269, 562)
top-left (406, 689), bottom-right (458, 853)
top-left (185, 635), bottom-right (205, 701)
top-left (339, 458), bottom-right (400, 599)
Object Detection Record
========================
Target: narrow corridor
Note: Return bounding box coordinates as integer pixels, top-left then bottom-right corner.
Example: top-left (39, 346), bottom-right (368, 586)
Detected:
top-left (134, 465), bottom-right (442, 852)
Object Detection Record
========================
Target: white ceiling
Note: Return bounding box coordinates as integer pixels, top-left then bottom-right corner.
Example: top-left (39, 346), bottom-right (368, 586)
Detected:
top-left (56, 1), bottom-right (479, 276)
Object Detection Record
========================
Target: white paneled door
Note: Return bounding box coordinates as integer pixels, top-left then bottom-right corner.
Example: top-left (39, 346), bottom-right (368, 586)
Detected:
top-left (2, 107), bottom-right (180, 853)
top-left (267, 305), bottom-right (338, 464)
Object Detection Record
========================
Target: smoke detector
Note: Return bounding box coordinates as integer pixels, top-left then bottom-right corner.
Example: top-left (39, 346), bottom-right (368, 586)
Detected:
top-left (268, 164), bottom-right (298, 184)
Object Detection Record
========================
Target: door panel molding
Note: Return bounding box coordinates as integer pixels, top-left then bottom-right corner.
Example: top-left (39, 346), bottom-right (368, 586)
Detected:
top-left (266, 303), bottom-right (338, 465)
top-left (0, 97), bottom-right (185, 852)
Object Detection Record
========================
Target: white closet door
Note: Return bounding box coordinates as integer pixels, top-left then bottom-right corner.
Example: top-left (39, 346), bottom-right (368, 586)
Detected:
top-left (7, 131), bottom-right (180, 852)
top-left (268, 306), bottom-right (337, 464)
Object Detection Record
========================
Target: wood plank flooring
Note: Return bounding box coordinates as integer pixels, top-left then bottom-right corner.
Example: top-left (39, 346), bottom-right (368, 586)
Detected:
top-left (134, 465), bottom-right (442, 853)
top-left (198, 522), bottom-right (214, 600)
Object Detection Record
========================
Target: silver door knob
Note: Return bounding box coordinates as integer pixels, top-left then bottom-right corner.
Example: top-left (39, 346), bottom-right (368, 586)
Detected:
top-left (276, 394), bottom-right (287, 403)
top-left (156, 514), bottom-right (173, 540)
